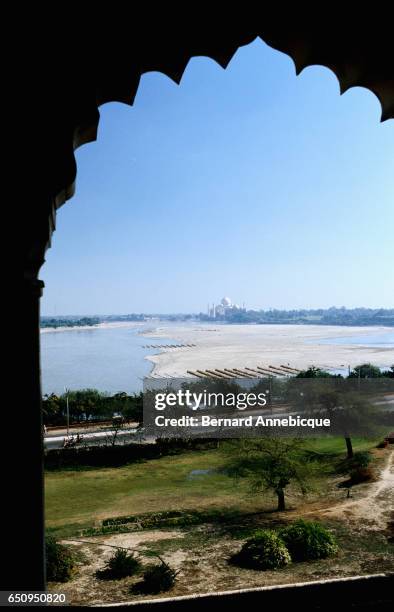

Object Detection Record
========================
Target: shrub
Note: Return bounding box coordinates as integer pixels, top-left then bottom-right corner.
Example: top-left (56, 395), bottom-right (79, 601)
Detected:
top-left (46, 535), bottom-right (74, 582)
top-left (98, 549), bottom-right (141, 580)
top-left (133, 560), bottom-right (178, 594)
top-left (280, 520), bottom-right (338, 561)
top-left (349, 466), bottom-right (374, 485)
top-left (350, 451), bottom-right (372, 469)
top-left (231, 530), bottom-right (291, 570)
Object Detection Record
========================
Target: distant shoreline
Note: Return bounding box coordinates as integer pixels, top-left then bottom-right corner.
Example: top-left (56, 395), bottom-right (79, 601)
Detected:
top-left (40, 319), bottom-right (394, 333)
top-left (40, 321), bottom-right (145, 334)
top-left (40, 307), bottom-right (394, 332)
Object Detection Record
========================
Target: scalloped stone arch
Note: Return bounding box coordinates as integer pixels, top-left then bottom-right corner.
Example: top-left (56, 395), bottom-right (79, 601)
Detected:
top-left (72, 49), bottom-right (391, 196)
top-left (26, 25), bottom-right (392, 280)
top-left (21, 20), bottom-right (393, 594)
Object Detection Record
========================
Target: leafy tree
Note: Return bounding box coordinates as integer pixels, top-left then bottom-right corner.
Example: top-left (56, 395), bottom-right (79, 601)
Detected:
top-left (296, 367), bottom-right (339, 379)
top-left (310, 388), bottom-right (378, 459)
top-left (349, 363), bottom-right (382, 379)
top-left (42, 389), bottom-right (145, 426)
top-left (61, 388), bottom-right (107, 422)
top-left (224, 438), bottom-right (315, 511)
top-left (286, 377), bottom-right (379, 459)
top-left (118, 392), bottom-right (144, 426)
top-left (42, 394), bottom-right (62, 425)
top-left (382, 365), bottom-right (394, 378)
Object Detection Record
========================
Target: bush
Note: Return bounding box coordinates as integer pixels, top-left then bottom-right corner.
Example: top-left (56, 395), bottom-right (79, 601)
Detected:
top-left (98, 549), bottom-right (141, 580)
top-left (46, 535), bottom-right (74, 582)
top-left (337, 451), bottom-right (373, 476)
top-left (231, 530), bottom-right (291, 570)
top-left (133, 560), bottom-right (178, 594)
top-left (350, 451), bottom-right (372, 469)
top-left (349, 466), bottom-right (374, 485)
top-left (280, 520), bottom-right (338, 561)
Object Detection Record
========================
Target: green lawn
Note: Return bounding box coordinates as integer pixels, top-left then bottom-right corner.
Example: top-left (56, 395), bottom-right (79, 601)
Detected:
top-left (304, 437), bottom-right (377, 455)
top-left (46, 451), bottom-right (241, 530)
top-left (45, 437), bottom-right (379, 538)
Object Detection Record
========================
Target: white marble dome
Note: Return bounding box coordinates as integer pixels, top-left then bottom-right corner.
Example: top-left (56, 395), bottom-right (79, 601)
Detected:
top-left (221, 297), bottom-right (232, 306)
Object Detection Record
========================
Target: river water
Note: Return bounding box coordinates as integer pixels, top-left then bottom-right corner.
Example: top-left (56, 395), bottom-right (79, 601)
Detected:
top-left (40, 323), bottom-right (393, 395)
top-left (40, 322), bottom-right (176, 395)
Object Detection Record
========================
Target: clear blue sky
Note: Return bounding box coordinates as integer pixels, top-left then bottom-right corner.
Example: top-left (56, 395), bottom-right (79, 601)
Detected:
top-left (41, 38), bottom-right (394, 315)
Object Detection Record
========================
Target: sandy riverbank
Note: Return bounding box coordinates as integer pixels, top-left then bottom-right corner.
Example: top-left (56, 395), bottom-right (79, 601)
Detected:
top-left (143, 324), bottom-right (394, 377)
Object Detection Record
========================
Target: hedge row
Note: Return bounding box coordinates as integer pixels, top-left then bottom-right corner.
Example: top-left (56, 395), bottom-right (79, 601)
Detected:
top-left (82, 508), bottom-right (244, 537)
top-left (45, 438), bottom-right (219, 470)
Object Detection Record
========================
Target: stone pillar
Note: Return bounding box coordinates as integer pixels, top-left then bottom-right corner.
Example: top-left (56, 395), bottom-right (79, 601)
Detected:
top-left (21, 276), bottom-right (46, 590)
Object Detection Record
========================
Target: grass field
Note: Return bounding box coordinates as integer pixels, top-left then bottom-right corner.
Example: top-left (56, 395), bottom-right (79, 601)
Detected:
top-left (45, 437), bottom-right (380, 538)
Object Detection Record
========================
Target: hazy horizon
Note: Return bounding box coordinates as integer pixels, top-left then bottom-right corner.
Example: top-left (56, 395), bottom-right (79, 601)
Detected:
top-left (41, 39), bottom-right (394, 315)
top-left (41, 306), bottom-right (394, 318)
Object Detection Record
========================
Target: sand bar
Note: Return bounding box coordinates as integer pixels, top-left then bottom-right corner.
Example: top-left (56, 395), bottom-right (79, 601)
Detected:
top-left (143, 324), bottom-right (394, 377)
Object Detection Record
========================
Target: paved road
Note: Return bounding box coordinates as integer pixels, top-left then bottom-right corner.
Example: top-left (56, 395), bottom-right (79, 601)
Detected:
top-left (44, 392), bottom-right (394, 449)
top-left (44, 427), bottom-right (141, 449)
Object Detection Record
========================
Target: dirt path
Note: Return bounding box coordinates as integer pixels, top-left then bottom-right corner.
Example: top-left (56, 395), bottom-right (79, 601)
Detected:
top-left (317, 450), bottom-right (394, 530)
top-left (59, 531), bottom-right (185, 605)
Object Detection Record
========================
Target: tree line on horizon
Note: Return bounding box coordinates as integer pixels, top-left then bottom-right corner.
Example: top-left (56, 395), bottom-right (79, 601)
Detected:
top-left (42, 390), bottom-right (143, 426)
top-left (40, 316), bottom-right (100, 329)
top-left (200, 306), bottom-right (394, 326)
top-left (40, 307), bottom-right (394, 328)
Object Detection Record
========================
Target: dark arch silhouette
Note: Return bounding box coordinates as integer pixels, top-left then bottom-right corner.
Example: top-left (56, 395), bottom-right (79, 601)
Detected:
top-left (21, 17), bottom-right (393, 602)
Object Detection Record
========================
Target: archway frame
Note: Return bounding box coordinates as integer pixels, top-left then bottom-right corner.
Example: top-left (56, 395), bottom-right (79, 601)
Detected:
top-left (22, 20), bottom-right (393, 593)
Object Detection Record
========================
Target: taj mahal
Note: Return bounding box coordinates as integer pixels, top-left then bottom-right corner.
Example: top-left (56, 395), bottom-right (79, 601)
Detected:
top-left (207, 297), bottom-right (245, 319)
